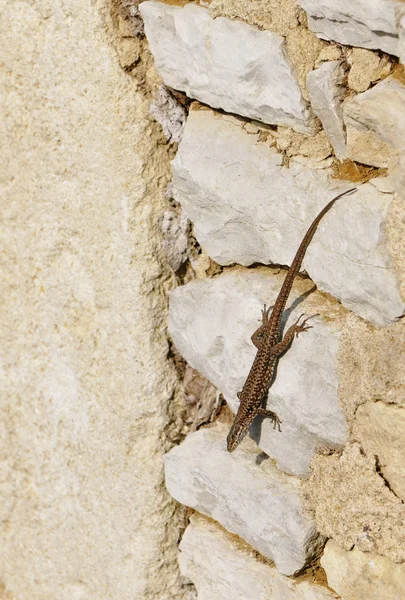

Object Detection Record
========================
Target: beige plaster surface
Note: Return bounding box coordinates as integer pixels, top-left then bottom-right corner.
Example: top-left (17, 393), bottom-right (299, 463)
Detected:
top-left (337, 315), bottom-right (405, 421)
top-left (322, 540), bottom-right (405, 600)
top-left (304, 444), bottom-right (405, 563)
top-left (0, 0), bottom-right (185, 598)
top-left (355, 401), bottom-right (405, 502)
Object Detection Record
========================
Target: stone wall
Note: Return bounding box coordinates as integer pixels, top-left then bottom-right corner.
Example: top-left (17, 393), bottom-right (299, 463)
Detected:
top-left (140, 0), bottom-right (405, 598)
top-left (2, 0), bottom-right (405, 598)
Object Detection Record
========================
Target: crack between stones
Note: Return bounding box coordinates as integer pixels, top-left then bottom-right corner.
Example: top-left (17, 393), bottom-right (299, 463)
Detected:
top-left (310, 14), bottom-right (398, 41)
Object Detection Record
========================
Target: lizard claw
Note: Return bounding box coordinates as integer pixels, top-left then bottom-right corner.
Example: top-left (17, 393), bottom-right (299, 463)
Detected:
top-left (272, 414), bottom-right (282, 432)
top-left (295, 313), bottom-right (319, 336)
top-left (260, 304), bottom-right (272, 324)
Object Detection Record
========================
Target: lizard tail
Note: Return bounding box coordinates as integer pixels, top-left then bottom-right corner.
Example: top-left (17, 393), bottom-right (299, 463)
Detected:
top-left (269, 187), bottom-right (357, 327)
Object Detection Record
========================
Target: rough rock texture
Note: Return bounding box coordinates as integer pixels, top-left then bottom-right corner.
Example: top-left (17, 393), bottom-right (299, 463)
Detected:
top-left (160, 207), bottom-right (190, 273)
top-left (182, 367), bottom-right (219, 432)
top-left (388, 154), bottom-right (405, 304)
top-left (355, 401), bottom-right (405, 502)
top-left (343, 75), bottom-right (405, 168)
top-left (0, 0), bottom-right (185, 598)
top-left (172, 109), bottom-right (404, 325)
top-left (304, 444), bottom-right (405, 563)
top-left (347, 48), bottom-right (391, 93)
top-left (169, 267), bottom-right (349, 476)
top-left (297, 0), bottom-right (403, 56)
top-left (272, 127), bottom-right (332, 161)
top-left (140, 1), bottom-right (316, 132)
top-left (180, 513), bottom-right (337, 600)
top-left (150, 85), bottom-right (186, 143)
top-left (208, 0), bottom-right (325, 101)
top-left (321, 540), bottom-right (405, 600)
top-left (304, 177), bottom-right (404, 326)
top-left (306, 61), bottom-right (346, 159)
top-left (400, 16), bottom-right (405, 66)
top-left (115, 35), bottom-right (141, 69)
top-left (165, 425), bottom-right (325, 575)
top-left (337, 315), bottom-right (405, 421)
top-left (315, 45), bottom-right (342, 65)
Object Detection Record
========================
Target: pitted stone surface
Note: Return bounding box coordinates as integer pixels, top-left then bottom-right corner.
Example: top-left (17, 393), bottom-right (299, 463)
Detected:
top-left (0, 0), bottom-right (186, 598)
top-left (140, 1), bottom-right (315, 132)
top-left (321, 540), bottom-right (405, 600)
top-left (355, 401), bottom-right (405, 502)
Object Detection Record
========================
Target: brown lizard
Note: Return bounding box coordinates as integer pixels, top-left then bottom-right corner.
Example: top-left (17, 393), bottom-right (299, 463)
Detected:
top-left (226, 187), bottom-right (357, 452)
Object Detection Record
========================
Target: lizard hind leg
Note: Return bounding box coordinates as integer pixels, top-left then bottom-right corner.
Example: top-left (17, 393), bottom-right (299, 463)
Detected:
top-left (251, 325), bottom-right (266, 349)
top-left (293, 313), bottom-right (319, 337)
top-left (251, 304), bottom-right (273, 349)
top-left (256, 407), bottom-right (282, 432)
top-left (261, 304), bottom-right (272, 325)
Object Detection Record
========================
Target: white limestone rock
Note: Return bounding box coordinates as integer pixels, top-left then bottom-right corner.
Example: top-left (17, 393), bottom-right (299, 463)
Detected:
top-left (172, 109), bottom-right (336, 269)
top-left (140, 1), bottom-right (315, 133)
top-left (304, 178), bottom-right (404, 326)
top-left (343, 75), bottom-right (405, 167)
top-left (321, 540), bottom-right (405, 600)
top-left (306, 61), bottom-right (346, 160)
top-left (168, 268), bottom-right (348, 476)
top-left (172, 109), bottom-right (404, 326)
top-left (165, 425), bottom-right (325, 575)
top-left (297, 0), bottom-right (402, 56)
top-left (180, 514), bottom-right (337, 600)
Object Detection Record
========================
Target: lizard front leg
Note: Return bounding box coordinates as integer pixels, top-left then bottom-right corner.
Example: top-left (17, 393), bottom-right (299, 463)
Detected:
top-left (255, 314), bottom-right (316, 432)
top-left (270, 313), bottom-right (318, 357)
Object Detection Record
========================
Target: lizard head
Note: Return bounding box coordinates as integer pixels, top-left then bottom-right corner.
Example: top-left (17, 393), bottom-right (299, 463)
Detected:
top-left (226, 409), bottom-right (252, 452)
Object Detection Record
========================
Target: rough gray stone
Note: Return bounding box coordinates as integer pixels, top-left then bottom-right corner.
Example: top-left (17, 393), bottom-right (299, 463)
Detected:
top-left (168, 268), bottom-right (348, 476)
top-left (172, 110), bottom-right (336, 269)
top-left (343, 75), bottom-right (405, 168)
top-left (400, 16), bottom-right (405, 66)
top-left (297, 0), bottom-right (403, 56)
top-left (165, 425), bottom-right (325, 575)
top-left (140, 1), bottom-right (315, 133)
top-left (306, 61), bottom-right (346, 160)
top-left (160, 207), bottom-right (189, 272)
top-left (304, 177), bottom-right (404, 326)
top-left (172, 109), bottom-right (404, 325)
top-left (150, 85), bottom-right (186, 143)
